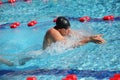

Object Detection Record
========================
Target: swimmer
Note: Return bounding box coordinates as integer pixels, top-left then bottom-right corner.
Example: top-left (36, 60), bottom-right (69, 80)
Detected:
top-left (43, 16), bottom-right (106, 49)
top-left (0, 16), bottom-right (105, 66)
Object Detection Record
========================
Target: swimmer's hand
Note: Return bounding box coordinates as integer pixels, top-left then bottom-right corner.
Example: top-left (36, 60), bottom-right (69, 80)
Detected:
top-left (90, 34), bottom-right (106, 44)
top-left (70, 34), bottom-right (105, 48)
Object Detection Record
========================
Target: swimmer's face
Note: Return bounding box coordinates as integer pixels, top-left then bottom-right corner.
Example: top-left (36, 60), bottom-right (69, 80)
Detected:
top-left (58, 27), bottom-right (70, 36)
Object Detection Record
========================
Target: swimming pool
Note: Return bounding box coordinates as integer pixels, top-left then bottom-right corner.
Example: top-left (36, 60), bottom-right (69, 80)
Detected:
top-left (0, 0), bottom-right (120, 80)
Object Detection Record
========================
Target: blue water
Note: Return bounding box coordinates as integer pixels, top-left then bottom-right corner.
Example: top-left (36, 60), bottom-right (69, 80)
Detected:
top-left (0, 0), bottom-right (120, 80)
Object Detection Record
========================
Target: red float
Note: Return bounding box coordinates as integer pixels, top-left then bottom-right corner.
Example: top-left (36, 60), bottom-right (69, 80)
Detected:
top-left (109, 74), bottom-right (120, 80)
top-left (14, 22), bottom-right (20, 26)
top-left (28, 22), bottom-right (34, 26)
top-left (62, 74), bottom-right (77, 80)
top-left (10, 24), bottom-right (17, 28)
top-left (26, 76), bottom-right (37, 80)
top-left (32, 20), bottom-right (37, 24)
top-left (79, 16), bottom-right (90, 22)
top-left (103, 15), bottom-right (114, 21)
top-left (113, 74), bottom-right (120, 78)
top-left (8, 0), bottom-right (16, 3)
top-left (28, 20), bottom-right (37, 27)
top-left (0, 1), bottom-right (2, 4)
top-left (10, 22), bottom-right (20, 28)
top-left (66, 74), bottom-right (77, 80)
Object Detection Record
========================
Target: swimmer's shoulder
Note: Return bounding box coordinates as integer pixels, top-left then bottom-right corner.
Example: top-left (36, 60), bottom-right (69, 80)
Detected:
top-left (45, 28), bottom-right (59, 39)
top-left (47, 28), bottom-right (64, 41)
top-left (47, 28), bottom-right (59, 35)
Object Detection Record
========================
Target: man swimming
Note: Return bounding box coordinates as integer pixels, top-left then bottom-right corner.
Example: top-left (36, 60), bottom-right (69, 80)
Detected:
top-left (43, 16), bottom-right (105, 49)
top-left (0, 16), bottom-right (105, 66)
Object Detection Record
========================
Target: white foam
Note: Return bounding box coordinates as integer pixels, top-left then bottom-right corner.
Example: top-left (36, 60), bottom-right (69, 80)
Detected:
top-left (44, 29), bottom-right (94, 55)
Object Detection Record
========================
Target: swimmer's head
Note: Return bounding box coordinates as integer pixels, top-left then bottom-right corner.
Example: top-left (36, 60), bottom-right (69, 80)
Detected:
top-left (55, 16), bottom-right (70, 29)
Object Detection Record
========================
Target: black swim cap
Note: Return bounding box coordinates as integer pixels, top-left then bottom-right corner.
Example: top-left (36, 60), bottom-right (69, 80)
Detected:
top-left (55, 16), bottom-right (70, 29)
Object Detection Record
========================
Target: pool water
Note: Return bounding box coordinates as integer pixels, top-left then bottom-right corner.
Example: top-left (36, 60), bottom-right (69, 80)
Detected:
top-left (0, 0), bottom-right (120, 80)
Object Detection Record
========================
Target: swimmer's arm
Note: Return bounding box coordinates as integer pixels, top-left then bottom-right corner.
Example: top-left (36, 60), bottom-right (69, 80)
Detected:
top-left (49, 29), bottom-right (65, 41)
top-left (73, 34), bottom-right (105, 48)
top-left (72, 37), bottom-right (92, 48)
top-left (79, 36), bottom-right (93, 45)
